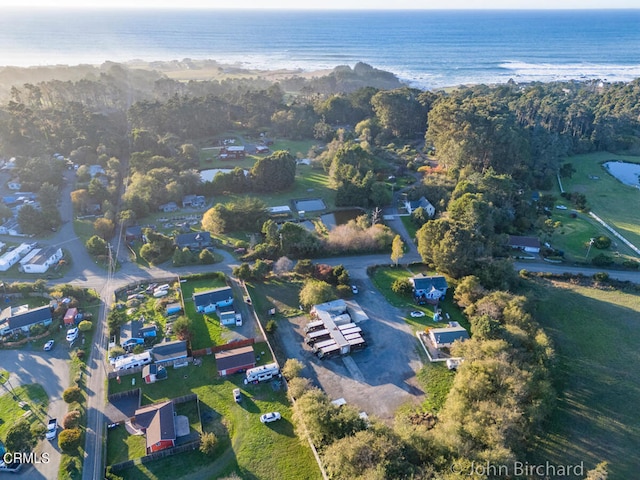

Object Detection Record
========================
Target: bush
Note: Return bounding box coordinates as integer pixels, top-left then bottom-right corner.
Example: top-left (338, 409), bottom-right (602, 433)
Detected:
top-left (591, 253), bottom-right (614, 267)
top-left (30, 422), bottom-right (46, 439)
top-left (109, 346), bottom-right (125, 359)
top-left (336, 284), bottom-right (352, 298)
top-left (199, 432), bottom-right (218, 456)
top-left (265, 319), bottom-right (277, 333)
top-left (62, 386), bottom-right (83, 404)
top-left (622, 260), bottom-right (639, 270)
top-left (76, 349), bottom-right (85, 360)
top-left (78, 320), bottom-right (92, 332)
top-left (29, 323), bottom-right (46, 336)
top-left (63, 410), bottom-right (82, 429)
top-left (391, 278), bottom-right (413, 297)
top-left (5, 420), bottom-right (34, 452)
top-left (58, 428), bottom-right (82, 453)
top-left (593, 235), bottom-right (612, 249)
top-left (288, 377), bottom-right (312, 400)
top-left (282, 358), bottom-right (305, 380)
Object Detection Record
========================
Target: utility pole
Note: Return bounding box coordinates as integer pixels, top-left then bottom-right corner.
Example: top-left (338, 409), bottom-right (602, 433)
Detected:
top-left (585, 237), bottom-right (595, 259)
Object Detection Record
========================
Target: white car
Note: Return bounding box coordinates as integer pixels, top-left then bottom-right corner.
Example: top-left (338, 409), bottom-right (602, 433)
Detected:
top-left (66, 327), bottom-right (79, 342)
top-left (410, 311), bottom-right (426, 318)
top-left (260, 412), bottom-right (281, 423)
top-left (46, 419), bottom-right (57, 440)
top-left (43, 340), bottom-right (55, 351)
top-left (556, 205), bottom-right (568, 210)
top-left (351, 285), bottom-right (358, 294)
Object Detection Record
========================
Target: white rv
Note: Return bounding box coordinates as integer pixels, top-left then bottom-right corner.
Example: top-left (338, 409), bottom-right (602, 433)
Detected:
top-left (114, 351), bottom-right (152, 371)
top-left (244, 362), bottom-right (280, 384)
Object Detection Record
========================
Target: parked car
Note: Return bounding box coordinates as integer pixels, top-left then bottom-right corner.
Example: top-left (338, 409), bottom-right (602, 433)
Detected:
top-left (66, 327), bottom-right (78, 342)
top-left (43, 340), bottom-right (55, 351)
top-left (260, 412), bottom-right (281, 423)
top-left (46, 418), bottom-right (57, 440)
top-left (233, 388), bottom-right (242, 403)
top-left (410, 311), bottom-right (426, 318)
top-left (351, 285), bottom-right (358, 294)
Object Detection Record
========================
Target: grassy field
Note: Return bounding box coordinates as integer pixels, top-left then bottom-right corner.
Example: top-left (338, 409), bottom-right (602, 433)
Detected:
top-left (530, 279), bottom-right (640, 479)
top-left (0, 383), bottom-right (49, 442)
top-left (107, 354), bottom-right (319, 480)
top-left (558, 152), bottom-right (640, 257)
top-left (180, 275), bottom-right (230, 349)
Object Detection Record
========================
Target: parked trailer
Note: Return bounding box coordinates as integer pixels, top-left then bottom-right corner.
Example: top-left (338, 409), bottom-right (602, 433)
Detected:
top-left (316, 343), bottom-right (342, 359)
top-left (305, 329), bottom-right (330, 345)
top-left (312, 339), bottom-right (336, 353)
top-left (304, 320), bottom-right (325, 333)
top-left (348, 337), bottom-right (367, 351)
top-left (244, 362), bottom-right (280, 384)
top-left (339, 326), bottom-right (362, 336)
top-left (337, 322), bottom-right (357, 331)
top-left (343, 332), bottom-right (363, 341)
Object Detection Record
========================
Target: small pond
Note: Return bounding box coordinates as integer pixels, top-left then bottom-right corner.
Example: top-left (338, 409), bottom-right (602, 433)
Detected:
top-left (603, 161), bottom-right (640, 187)
top-left (320, 208), bottom-right (366, 230)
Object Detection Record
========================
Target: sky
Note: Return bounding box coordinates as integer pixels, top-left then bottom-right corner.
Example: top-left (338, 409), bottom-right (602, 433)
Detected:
top-left (3, 0), bottom-right (639, 9)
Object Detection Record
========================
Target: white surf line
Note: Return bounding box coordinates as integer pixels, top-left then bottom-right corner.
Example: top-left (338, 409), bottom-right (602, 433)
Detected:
top-left (589, 211), bottom-right (640, 257)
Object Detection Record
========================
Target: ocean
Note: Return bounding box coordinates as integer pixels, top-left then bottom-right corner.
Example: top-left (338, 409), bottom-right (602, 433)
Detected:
top-left (0, 8), bottom-right (639, 89)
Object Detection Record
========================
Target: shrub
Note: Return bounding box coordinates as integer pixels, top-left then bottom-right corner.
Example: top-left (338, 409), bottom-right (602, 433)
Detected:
top-left (63, 410), bottom-right (82, 429)
top-left (5, 420), bottom-right (34, 452)
top-left (78, 320), bottom-right (92, 332)
top-left (62, 386), bottom-right (83, 404)
top-left (336, 284), bottom-right (352, 298)
top-left (622, 260), bottom-right (639, 270)
top-left (265, 319), bottom-right (277, 333)
top-left (109, 346), bottom-right (125, 359)
top-left (288, 377), bottom-right (312, 400)
top-left (30, 422), bottom-right (46, 439)
top-left (58, 428), bottom-right (82, 454)
top-left (29, 323), bottom-right (46, 336)
top-left (282, 358), bottom-right (305, 380)
top-left (199, 432), bottom-right (218, 456)
top-left (593, 272), bottom-right (610, 282)
top-left (593, 235), bottom-right (611, 249)
top-left (391, 278), bottom-right (413, 297)
top-left (76, 349), bottom-right (85, 360)
top-left (591, 253), bottom-right (613, 267)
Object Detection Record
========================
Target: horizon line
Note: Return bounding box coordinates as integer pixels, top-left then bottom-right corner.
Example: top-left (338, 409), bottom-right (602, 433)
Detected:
top-left (4, 6), bottom-right (640, 11)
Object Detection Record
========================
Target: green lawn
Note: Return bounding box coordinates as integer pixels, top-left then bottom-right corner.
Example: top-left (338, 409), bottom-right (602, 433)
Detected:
top-left (530, 279), bottom-right (640, 478)
top-left (106, 425), bottom-right (147, 465)
top-left (400, 215), bottom-right (418, 243)
top-left (181, 275), bottom-right (229, 349)
top-left (108, 355), bottom-right (319, 480)
top-left (415, 362), bottom-right (456, 413)
top-left (0, 384), bottom-right (49, 442)
top-left (559, 152), bottom-right (640, 256)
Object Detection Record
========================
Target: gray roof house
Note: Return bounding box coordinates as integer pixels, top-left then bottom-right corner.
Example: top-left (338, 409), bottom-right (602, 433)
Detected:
top-left (0, 305), bottom-right (53, 336)
top-left (193, 287), bottom-right (233, 314)
top-left (429, 324), bottom-right (470, 349)
top-left (404, 196), bottom-right (435, 217)
top-left (508, 235), bottom-right (541, 253)
top-left (409, 274), bottom-right (448, 304)
top-left (175, 231), bottom-right (212, 250)
top-left (152, 340), bottom-right (188, 364)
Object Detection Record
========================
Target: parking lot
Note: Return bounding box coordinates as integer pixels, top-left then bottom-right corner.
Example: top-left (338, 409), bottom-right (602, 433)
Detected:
top-left (0, 346), bottom-right (70, 479)
top-left (279, 277), bottom-right (424, 421)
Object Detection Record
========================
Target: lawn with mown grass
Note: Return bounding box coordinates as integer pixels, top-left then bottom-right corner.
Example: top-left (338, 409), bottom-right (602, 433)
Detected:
top-left (529, 279), bottom-right (640, 478)
top-left (0, 383), bottom-right (48, 441)
top-left (370, 265), bottom-right (470, 334)
top-left (559, 152), bottom-right (640, 254)
top-left (106, 425), bottom-right (147, 466)
top-left (108, 354), bottom-right (319, 480)
top-left (181, 275), bottom-right (230, 349)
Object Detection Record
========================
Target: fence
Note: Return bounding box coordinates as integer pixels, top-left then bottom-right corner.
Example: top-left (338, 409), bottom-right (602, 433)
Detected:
top-left (107, 388), bottom-right (141, 404)
top-left (192, 337), bottom-right (255, 358)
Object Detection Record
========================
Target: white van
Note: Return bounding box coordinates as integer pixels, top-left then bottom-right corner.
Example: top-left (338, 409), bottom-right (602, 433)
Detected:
top-left (114, 351), bottom-right (152, 371)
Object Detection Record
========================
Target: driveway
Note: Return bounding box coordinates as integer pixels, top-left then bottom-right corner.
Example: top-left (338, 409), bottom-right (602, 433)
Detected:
top-left (0, 346), bottom-right (70, 479)
top-left (280, 275), bottom-right (425, 421)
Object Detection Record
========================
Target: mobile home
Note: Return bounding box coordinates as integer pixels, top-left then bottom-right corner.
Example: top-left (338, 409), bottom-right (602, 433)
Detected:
top-left (114, 351), bottom-right (152, 371)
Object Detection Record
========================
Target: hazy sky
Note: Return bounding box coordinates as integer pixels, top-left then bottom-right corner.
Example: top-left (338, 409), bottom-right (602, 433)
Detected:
top-left (4, 0), bottom-right (639, 9)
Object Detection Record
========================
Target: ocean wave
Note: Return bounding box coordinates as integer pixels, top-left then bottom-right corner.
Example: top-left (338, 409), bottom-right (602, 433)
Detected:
top-left (499, 61), bottom-right (640, 82)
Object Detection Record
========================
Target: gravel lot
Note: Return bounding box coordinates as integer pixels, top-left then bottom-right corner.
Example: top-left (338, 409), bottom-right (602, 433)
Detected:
top-left (279, 276), bottom-right (424, 421)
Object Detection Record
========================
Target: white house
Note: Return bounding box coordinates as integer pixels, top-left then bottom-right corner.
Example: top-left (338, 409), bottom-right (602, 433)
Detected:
top-left (0, 243), bottom-right (34, 271)
top-left (508, 235), bottom-right (541, 254)
top-left (404, 196), bottom-right (435, 217)
top-left (19, 247), bottom-right (63, 274)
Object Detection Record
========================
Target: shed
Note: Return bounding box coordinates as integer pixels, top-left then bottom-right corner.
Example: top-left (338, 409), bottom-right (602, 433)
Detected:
top-left (63, 307), bottom-right (79, 326)
top-left (166, 303), bottom-right (182, 316)
top-left (215, 345), bottom-right (256, 376)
